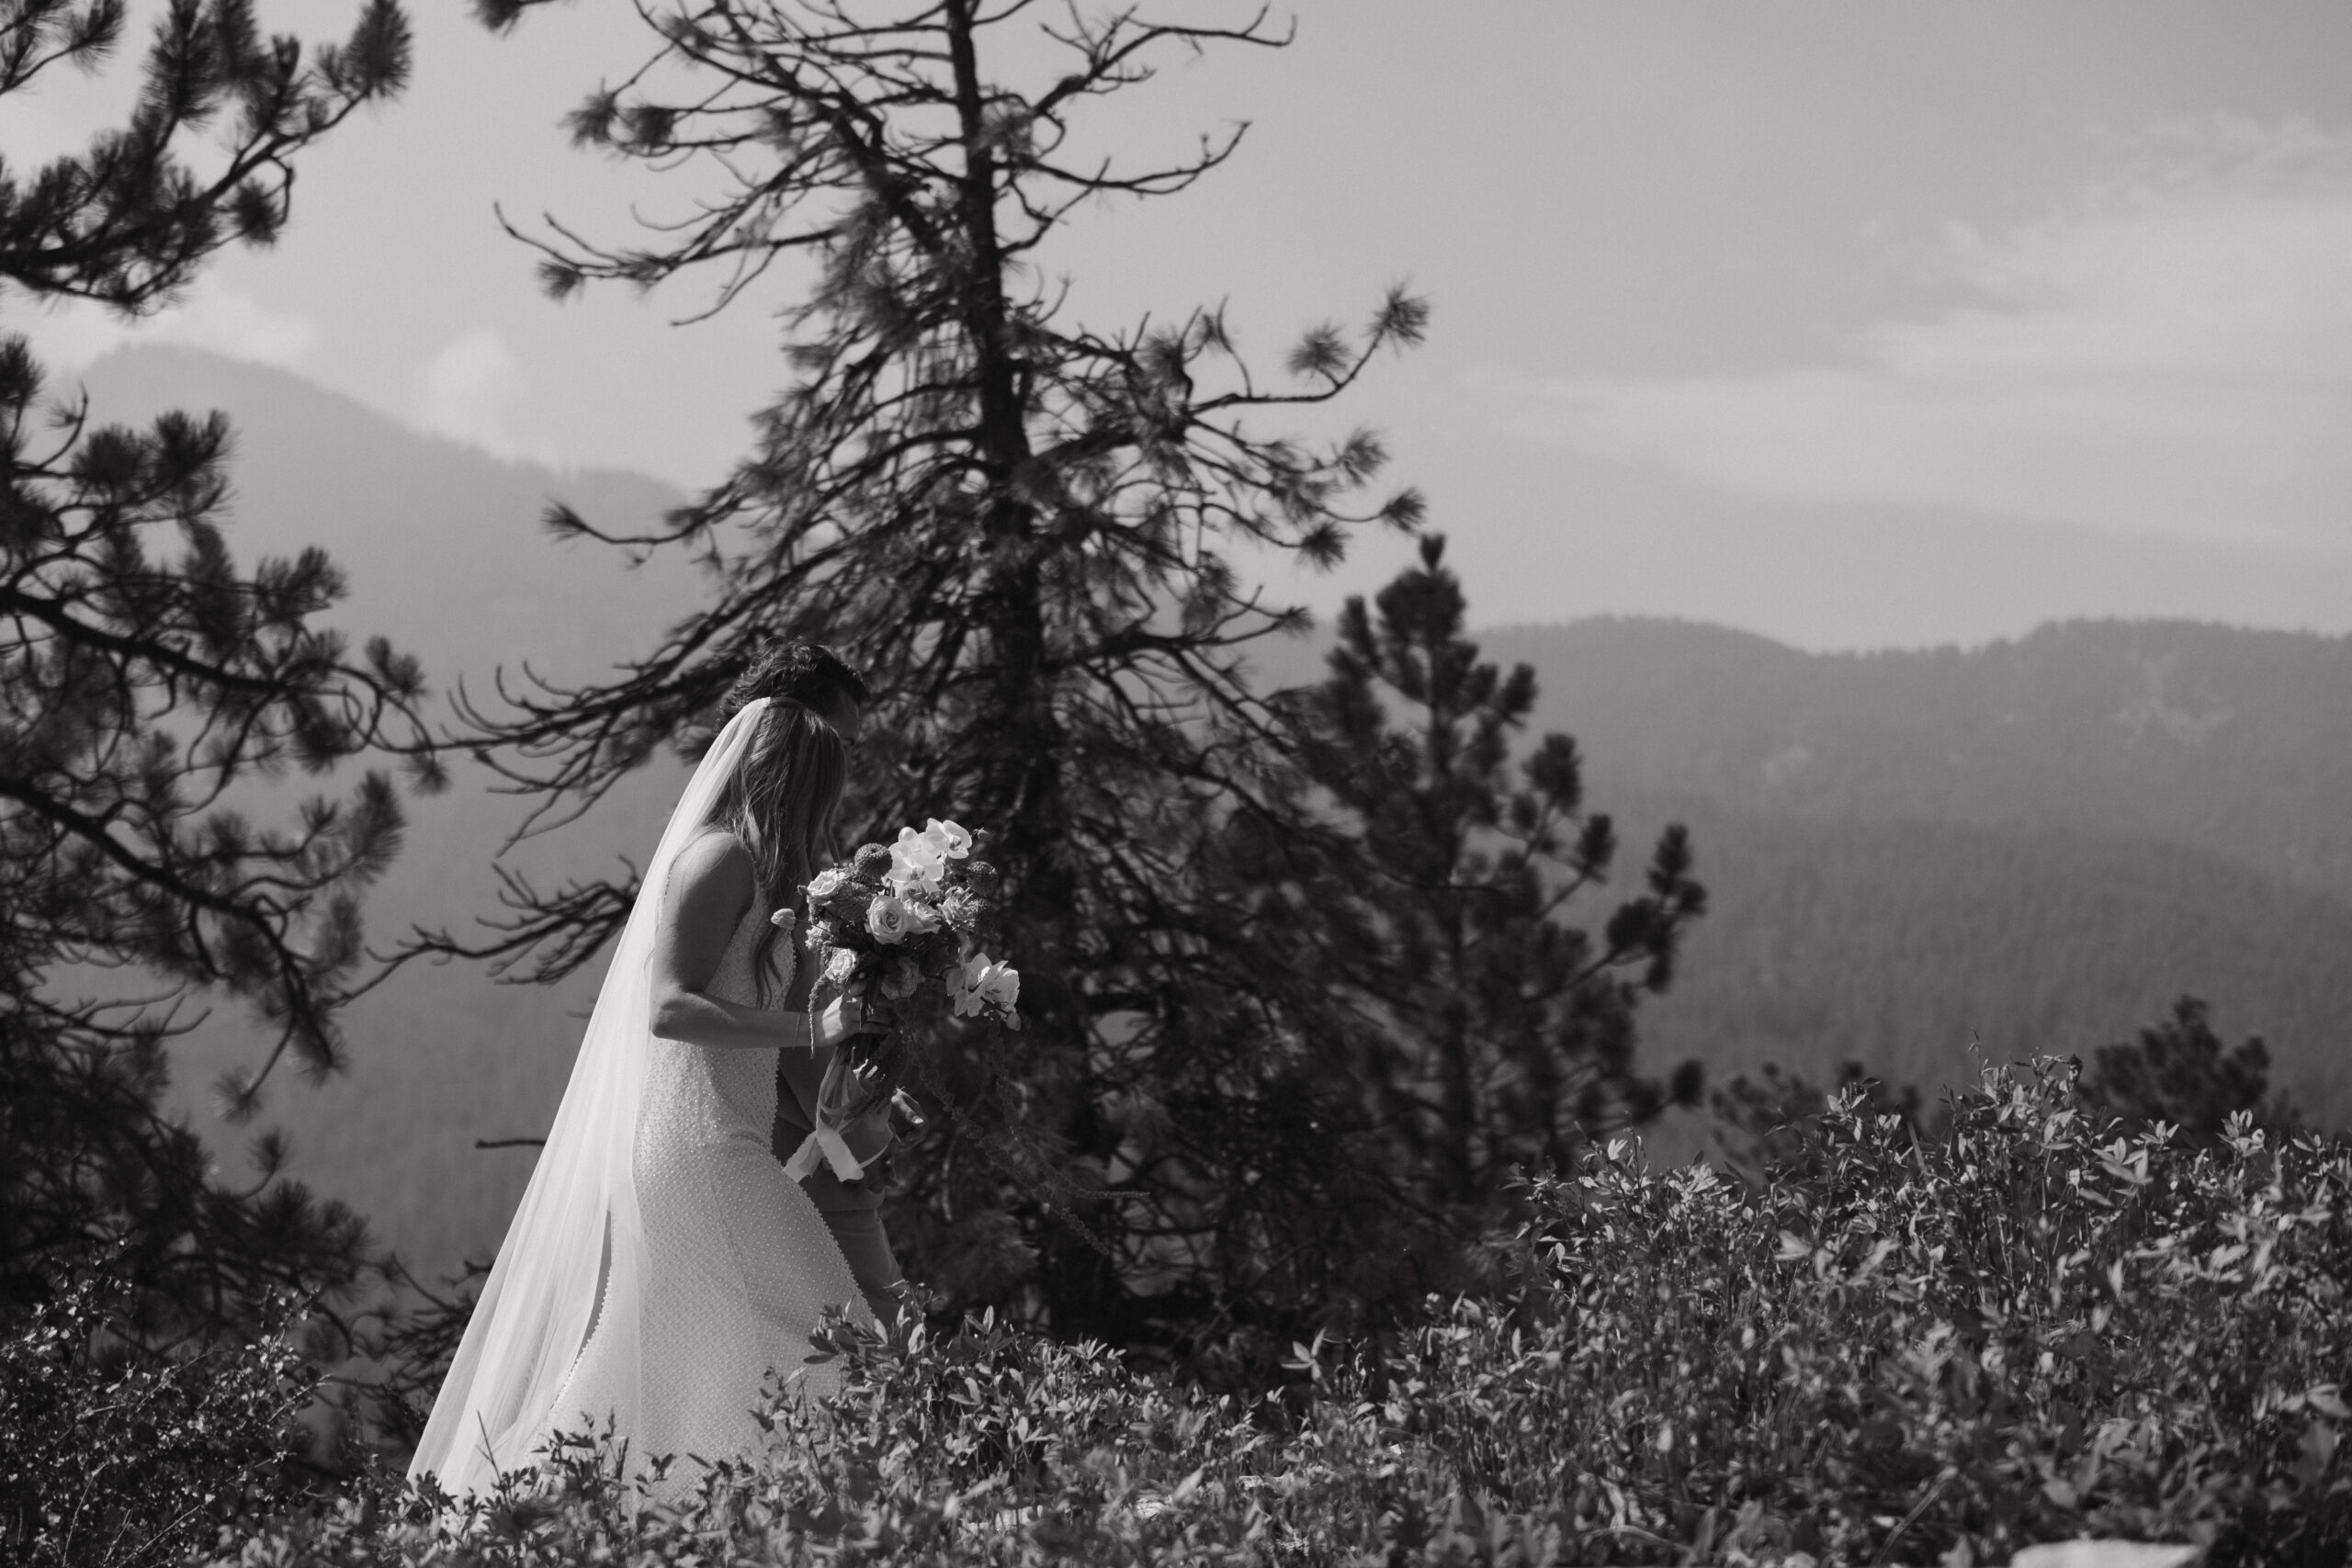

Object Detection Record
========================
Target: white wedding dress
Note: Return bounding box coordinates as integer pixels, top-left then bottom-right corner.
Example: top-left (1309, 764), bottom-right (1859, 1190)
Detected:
top-left (541, 878), bottom-right (869, 1484)
top-left (409, 699), bottom-right (871, 1505)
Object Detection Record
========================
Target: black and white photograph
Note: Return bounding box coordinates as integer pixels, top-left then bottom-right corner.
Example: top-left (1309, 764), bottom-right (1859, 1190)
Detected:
top-left (3, 3), bottom-right (2346, 1563)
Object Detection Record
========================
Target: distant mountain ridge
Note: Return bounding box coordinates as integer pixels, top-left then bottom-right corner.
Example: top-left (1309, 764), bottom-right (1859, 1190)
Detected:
top-left (1485, 617), bottom-right (2352, 901)
top-left (73, 346), bottom-right (699, 686)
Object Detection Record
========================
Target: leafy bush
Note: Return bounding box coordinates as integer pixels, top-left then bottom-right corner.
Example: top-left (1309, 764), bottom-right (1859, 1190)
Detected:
top-left (2, 1266), bottom-right (321, 1568)
top-left (1415, 1058), bottom-right (2349, 1565)
top-left (209, 1059), bottom-right (2351, 1564)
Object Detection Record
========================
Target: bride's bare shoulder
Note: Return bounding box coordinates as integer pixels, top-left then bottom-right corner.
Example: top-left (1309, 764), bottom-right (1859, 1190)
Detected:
top-left (666, 828), bottom-right (754, 908)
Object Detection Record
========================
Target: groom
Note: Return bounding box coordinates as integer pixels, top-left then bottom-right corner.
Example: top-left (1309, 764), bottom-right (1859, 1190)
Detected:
top-left (768, 649), bottom-right (909, 1323)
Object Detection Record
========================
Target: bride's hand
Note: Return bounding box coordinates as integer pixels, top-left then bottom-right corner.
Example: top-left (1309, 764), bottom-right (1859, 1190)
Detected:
top-left (813, 994), bottom-right (890, 1048)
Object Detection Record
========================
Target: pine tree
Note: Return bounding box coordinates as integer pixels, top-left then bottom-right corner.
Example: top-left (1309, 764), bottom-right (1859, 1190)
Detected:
top-left (0, 0), bottom-right (425, 1342)
top-left (443, 0), bottom-right (1426, 1345)
top-left (2076, 995), bottom-right (2293, 1147)
top-left (1228, 535), bottom-right (1705, 1311)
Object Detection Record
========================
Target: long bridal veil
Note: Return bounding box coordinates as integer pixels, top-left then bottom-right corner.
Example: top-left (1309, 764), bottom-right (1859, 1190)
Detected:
top-left (409, 698), bottom-right (771, 1501)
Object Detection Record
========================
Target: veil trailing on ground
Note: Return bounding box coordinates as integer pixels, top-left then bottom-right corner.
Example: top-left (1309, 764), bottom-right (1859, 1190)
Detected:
top-left (408, 699), bottom-right (771, 1501)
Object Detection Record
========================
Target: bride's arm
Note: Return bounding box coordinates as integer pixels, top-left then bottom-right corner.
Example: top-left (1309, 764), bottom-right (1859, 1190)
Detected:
top-left (648, 831), bottom-right (865, 1050)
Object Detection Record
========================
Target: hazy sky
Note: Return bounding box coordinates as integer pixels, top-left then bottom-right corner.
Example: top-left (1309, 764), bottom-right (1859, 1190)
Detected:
top-left (7, 1), bottom-right (2352, 648)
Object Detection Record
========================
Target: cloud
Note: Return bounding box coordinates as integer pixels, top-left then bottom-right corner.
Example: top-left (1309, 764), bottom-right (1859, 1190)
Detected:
top-left (415, 330), bottom-right (560, 467)
top-left (1511, 123), bottom-right (2352, 551)
top-left (14, 286), bottom-right (320, 372)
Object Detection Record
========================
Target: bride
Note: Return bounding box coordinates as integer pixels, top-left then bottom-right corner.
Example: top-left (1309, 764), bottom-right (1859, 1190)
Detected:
top-left (409, 644), bottom-right (900, 1501)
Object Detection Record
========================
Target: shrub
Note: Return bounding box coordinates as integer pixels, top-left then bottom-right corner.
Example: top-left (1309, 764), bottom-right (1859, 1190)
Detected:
top-left (1414, 1057), bottom-right (2350, 1565)
top-left (220, 1058), bottom-right (2348, 1565)
top-left (2, 1265), bottom-right (321, 1568)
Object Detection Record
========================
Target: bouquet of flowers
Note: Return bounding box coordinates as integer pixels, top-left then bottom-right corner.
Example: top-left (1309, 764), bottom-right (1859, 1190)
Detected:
top-left (799, 819), bottom-right (1115, 1258)
top-left (800, 818), bottom-right (1020, 1110)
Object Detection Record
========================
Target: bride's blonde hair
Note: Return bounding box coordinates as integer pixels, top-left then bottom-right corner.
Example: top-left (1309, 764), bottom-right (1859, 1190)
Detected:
top-left (710, 643), bottom-right (867, 1001)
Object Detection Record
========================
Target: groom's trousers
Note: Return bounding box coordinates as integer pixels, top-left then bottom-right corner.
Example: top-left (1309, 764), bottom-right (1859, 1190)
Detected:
top-left (775, 1046), bottom-right (905, 1320)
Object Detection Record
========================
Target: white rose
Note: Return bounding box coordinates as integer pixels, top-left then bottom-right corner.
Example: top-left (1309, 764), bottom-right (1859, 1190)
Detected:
top-left (808, 867), bottom-right (848, 899)
top-left (866, 895), bottom-right (914, 944)
top-left (823, 948), bottom-right (859, 986)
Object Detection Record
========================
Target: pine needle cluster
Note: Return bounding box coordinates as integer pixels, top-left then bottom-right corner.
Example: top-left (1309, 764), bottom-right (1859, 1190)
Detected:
top-left (1, 0), bottom-right (430, 1340)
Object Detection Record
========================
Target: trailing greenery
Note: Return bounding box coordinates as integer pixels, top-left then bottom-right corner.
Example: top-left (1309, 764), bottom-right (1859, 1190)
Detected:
top-left (150, 1057), bottom-right (2345, 1566)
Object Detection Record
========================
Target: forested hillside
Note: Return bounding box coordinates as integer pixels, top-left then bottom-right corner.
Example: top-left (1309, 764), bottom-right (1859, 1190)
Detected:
top-left (1253, 615), bottom-right (2352, 1138)
top-left (1487, 617), bottom-right (2352, 900)
top-left (1485, 619), bottom-right (2352, 1119)
top-left (1617, 796), bottom-right (2352, 1115)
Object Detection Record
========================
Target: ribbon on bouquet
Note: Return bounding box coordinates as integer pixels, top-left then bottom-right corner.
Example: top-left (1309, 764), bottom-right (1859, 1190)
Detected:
top-left (782, 1052), bottom-right (895, 1183)
top-left (783, 1121), bottom-right (867, 1183)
